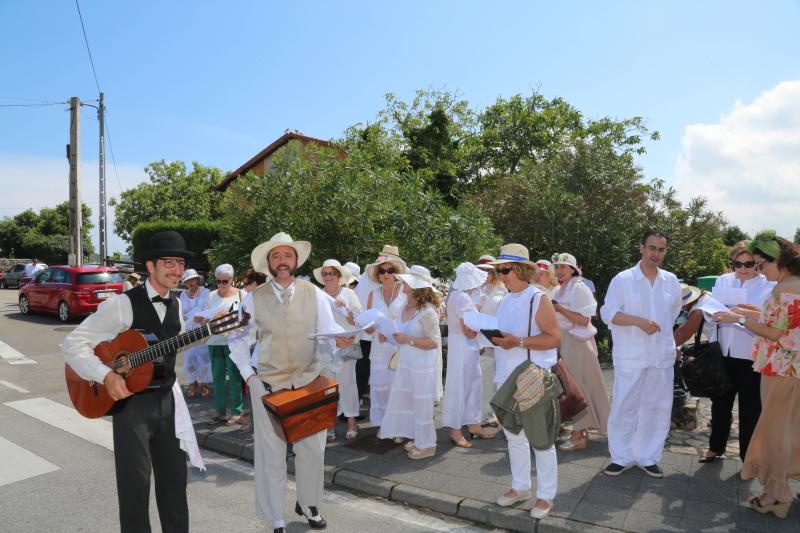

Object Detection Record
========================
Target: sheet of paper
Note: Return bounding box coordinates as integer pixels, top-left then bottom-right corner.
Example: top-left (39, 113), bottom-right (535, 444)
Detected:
top-left (463, 312), bottom-right (499, 348)
top-left (711, 287), bottom-right (748, 306)
top-left (306, 322), bottom-right (374, 339)
top-left (194, 303), bottom-right (233, 321)
top-left (696, 295), bottom-right (729, 316)
top-left (355, 309), bottom-right (400, 345)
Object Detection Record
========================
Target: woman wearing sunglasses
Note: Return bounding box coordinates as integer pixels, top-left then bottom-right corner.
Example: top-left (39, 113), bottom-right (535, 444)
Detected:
top-left (364, 245), bottom-right (408, 428)
top-left (203, 263), bottom-right (247, 425)
top-left (697, 241), bottom-right (775, 463)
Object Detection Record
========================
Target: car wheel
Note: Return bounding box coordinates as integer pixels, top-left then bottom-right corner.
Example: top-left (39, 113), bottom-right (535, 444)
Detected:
top-left (19, 295), bottom-right (31, 315)
top-left (58, 301), bottom-right (71, 323)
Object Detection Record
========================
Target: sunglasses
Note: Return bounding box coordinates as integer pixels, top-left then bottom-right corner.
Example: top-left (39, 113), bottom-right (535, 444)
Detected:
top-left (215, 279), bottom-right (230, 284)
top-left (732, 260), bottom-right (755, 269)
top-left (494, 267), bottom-right (513, 275)
top-left (321, 271), bottom-right (338, 277)
top-left (378, 268), bottom-right (396, 275)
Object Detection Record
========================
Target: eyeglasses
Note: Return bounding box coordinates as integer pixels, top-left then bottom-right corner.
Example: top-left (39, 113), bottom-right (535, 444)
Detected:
top-left (321, 271), bottom-right (338, 277)
top-left (378, 268), bottom-right (396, 275)
top-left (732, 260), bottom-right (755, 269)
top-left (495, 267), bottom-right (513, 275)
top-left (215, 279), bottom-right (230, 285)
top-left (158, 258), bottom-right (186, 268)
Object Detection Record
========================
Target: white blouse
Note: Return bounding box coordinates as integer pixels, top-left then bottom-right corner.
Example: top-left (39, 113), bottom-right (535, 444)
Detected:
top-left (554, 277), bottom-right (596, 329)
top-left (204, 289), bottom-right (245, 346)
top-left (713, 273), bottom-right (775, 360)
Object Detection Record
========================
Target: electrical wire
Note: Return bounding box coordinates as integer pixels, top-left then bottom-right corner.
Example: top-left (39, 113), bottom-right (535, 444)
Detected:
top-left (74, 0), bottom-right (101, 94)
top-left (0, 102), bottom-right (68, 108)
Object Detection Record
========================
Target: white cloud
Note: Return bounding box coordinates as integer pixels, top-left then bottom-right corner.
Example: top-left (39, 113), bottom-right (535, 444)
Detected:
top-left (675, 80), bottom-right (800, 239)
top-left (0, 154), bottom-right (147, 257)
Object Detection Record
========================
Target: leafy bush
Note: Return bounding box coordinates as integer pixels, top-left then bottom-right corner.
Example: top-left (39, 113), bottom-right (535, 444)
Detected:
top-left (131, 220), bottom-right (224, 274)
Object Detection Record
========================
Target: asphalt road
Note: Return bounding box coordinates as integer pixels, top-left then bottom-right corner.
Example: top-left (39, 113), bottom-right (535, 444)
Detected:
top-left (0, 289), bottom-right (492, 533)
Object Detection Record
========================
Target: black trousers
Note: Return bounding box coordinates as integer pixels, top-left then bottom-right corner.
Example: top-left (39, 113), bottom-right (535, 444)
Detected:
top-left (709, 357), bottom-right (762, 460)
top-left (112, 390), bottom-right (189, 533)
top-left (356, 340), bottom-right (372, 400)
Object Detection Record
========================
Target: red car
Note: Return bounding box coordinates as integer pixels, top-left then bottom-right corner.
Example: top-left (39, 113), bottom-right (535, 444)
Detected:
top-left (18, 265), bottom-right (125, 322)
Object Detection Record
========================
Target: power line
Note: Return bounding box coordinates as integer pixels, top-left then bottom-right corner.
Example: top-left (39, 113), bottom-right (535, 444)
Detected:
top-left (74, 0), bottom-right (101, 94)
top-left (0, 102), bottom-right (68, 108)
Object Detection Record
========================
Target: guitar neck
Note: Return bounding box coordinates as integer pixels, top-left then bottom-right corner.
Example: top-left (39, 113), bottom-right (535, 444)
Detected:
top-left (127, 324), bottom-right (212, 369)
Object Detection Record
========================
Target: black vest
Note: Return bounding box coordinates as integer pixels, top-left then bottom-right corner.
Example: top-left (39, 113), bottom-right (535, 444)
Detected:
top-left (127, 283), bottom-right (181, 390)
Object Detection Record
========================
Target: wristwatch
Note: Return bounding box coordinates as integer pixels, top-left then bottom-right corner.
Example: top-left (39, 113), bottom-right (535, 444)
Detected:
top-left (409, 339), bottom-right (416, 347)
top-left (518, 337), bottom-right (526, 348)
top-left (738, 316), bottom-right (746, 326)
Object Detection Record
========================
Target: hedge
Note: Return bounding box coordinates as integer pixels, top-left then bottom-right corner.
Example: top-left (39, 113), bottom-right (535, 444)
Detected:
top-left (131, 220), bottom-right (224, 274)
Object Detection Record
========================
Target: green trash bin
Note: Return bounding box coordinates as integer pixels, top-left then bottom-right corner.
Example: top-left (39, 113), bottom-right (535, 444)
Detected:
top-left (696, 275), bottom-right (718, 291)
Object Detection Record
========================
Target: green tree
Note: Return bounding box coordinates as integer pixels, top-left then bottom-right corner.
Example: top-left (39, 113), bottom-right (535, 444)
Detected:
top-left (110, 160), bottom-right (225, 246)
top-left (722, 225), bottom-right (750, 246)
top-left (794, 227), bottom-right (800, 245)
top-left (0, 203), bottom-right (93, 264)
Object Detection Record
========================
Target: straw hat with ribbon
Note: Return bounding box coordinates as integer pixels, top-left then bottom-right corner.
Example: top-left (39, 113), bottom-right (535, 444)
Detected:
top-left (250, 232), bottom-right (311, 275)
top-left (490, 244), bottom-right (536, 267)
top-left (313, 259), bottom-right (353, 286)
top-left (395, 265), bottom-right (435, 289)
top-left (680, 283), bottom-right (704, 307)
top-left (367, 244), bottom-right (407, 282)
top-left (476, 255), bottom-right (496, 271)
top-left (451, 262), bottom-right (488, 291)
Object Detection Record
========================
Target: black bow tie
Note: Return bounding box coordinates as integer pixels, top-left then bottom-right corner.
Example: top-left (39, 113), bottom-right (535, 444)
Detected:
top-left (151, 295), bottom-right (173, 307)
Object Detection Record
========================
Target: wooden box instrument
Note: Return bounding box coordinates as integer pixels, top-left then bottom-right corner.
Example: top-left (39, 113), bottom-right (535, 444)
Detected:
top-left (262, 376), bottom-right (339, 443)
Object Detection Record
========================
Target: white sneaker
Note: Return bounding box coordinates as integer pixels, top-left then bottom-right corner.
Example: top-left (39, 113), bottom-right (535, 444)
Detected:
top-left (496, 489), bottom-right (531, 507)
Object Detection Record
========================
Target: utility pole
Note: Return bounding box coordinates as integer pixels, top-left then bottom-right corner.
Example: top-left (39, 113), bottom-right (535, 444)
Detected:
top-left (68, 96), bottom-right (82, 267)
top-left (98, 92), bottom-right (107, 264)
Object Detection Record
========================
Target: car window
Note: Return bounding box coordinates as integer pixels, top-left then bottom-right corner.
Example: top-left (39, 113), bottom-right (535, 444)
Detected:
top-left (76, 272), bottom-right (125, 285)
top-left (14, 265), bottom-right (24, 272)
top-left (51, 269), bottom-right (68, 283)
top-left (37, 269), bottom-right (53, 283)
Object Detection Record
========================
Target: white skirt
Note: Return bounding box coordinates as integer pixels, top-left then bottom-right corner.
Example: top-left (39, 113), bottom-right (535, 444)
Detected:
top-left (182, 343), bottom-right (212, 383)
top-left (440, 336), bottom-right (482, 428)
top-left (369, 338), bottom-right (396, 426)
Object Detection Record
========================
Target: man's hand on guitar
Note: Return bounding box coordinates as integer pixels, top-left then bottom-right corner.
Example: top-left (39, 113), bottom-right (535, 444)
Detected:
top-left (103, 372), bottom-right (133, 401)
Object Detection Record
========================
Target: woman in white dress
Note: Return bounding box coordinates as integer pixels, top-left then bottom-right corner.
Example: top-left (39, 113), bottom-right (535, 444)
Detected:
top-left (551, 253), bottom-right (611, 451)
top-left (364, 245), bottom-right (408, 426)
top-left (442, 262), bottom-right (495, 447)
top-left (314, 259), bottom-right (363, 442)
top-left (377, 265), bottom-right (442, 460)
top-left (476, 257), bottom-right (508, 426)
top-left (490, 244), bottom-right (561, 520)
top-left (180, 269), bottom-right (211, 397)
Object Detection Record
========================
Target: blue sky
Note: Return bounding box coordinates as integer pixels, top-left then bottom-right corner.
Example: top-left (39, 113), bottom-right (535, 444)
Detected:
top-left (2, 1), bottom-right (799, 254)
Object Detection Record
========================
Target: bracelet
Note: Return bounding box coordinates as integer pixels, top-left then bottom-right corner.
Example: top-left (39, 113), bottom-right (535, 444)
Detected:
top-left (409, 338), bottom-right (416, 347)
top-left (518, 336), bottom-right (526, 348)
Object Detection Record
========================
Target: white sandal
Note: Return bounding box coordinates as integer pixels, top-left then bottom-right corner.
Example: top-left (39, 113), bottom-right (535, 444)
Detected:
top-left (345, 427), bottom-right (358, 440)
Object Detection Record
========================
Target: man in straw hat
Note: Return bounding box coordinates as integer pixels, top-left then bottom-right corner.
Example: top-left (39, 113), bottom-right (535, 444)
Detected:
top-left (228, 232), bottom-right (354, 533)
top-left (62, 230), bottom-right (197, 532)
top-left (600, 230), bottom-right (682, 479)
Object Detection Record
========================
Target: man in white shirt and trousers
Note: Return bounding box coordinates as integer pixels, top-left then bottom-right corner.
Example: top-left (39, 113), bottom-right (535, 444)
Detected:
top-left (229, 232), bottom-right (353, 533)
top-left (600, 230), bottom-right (682, 478)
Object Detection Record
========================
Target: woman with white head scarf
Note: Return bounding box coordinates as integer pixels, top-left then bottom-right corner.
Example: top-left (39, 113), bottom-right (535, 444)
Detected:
top-left (180, 269), bottom-right (211, 397)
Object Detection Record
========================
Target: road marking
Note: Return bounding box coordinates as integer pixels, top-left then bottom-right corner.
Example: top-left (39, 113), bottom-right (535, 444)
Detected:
top-left (204, 451), bottom-right (489, 532)
top-left (0, 435), bottom-right (59, 488)
top-left (0, 380), bottom-right (30, 393)
top-left (0, 340), bottom-right (37, 364)
top-left (4, 397), bottom-right (114, 451)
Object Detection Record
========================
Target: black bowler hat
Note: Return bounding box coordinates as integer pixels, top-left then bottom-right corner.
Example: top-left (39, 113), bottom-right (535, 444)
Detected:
top-left (139, 231), bottom-right (195, 262)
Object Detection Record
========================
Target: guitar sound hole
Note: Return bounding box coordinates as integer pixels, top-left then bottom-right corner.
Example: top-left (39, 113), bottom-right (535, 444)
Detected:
top-left (113, 354), bottom-right (132, 376)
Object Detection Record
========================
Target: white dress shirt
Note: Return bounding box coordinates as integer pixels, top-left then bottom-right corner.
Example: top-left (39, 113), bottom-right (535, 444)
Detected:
top-left (228, 280), bottom-right (344, 385)
top-left (713, 272), bottom-right (775, 360)
top-left (61, 279), bottom-right (184, 383)
top-left (24, 262), bottom-right (46, 278)
top-left (600, 262), bottom-right (682, 369)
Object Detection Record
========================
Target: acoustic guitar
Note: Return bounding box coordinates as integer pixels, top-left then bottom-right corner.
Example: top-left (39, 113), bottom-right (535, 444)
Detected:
top-left (66, 310), bottom-right (249, 419)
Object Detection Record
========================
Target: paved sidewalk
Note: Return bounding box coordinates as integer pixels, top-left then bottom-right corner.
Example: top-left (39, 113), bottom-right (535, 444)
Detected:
top-left (186, 369), bottom-right (799, 532)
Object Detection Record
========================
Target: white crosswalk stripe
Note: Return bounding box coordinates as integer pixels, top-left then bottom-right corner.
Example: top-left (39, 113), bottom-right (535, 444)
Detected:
top-left (0, 340), bottom-right (36, 364)
top-left (0, 435), bottom-right (59, 488)
top-left (0, 379), bottom-right (30, 393)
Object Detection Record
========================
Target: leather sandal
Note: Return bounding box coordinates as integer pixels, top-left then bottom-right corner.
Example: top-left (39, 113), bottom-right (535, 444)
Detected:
top-left (698, 451), bottom-right (722, 463)
top-left (750, 496), bottom-right (790, 518)
top-left (345, 427), bottom-right (358, 440)
top-left (225, 415), bottom-right (242, 426)
top-left (449, 431), bottom-right (472, 448)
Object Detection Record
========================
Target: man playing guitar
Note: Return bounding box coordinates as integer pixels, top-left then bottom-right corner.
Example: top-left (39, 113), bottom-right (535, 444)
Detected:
top-left (62, 230), bottom-right (194, 533)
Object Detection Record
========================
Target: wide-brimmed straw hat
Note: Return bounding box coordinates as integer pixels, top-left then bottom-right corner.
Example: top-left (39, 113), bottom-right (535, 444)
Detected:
top-left (181, 269), bottom-right (202, 283)
top-left (367, 244), bottom-right (407, 281)
top-left (490, 244), bottom-right (536, 267)
top-left (313, 259), bottom-right (352, 286)
top-left (396, 265), bottom-right (434, 290)
top-left (251, 232), bottom-right (311, 275)
top-left (476, 255), bottom-right (496, 271)
top-left (451, 262), bottom-right (488, 291)
top-left (551, 253), bottom-right (582, 275)
top-left (681, 283), bottom-right (703, 307)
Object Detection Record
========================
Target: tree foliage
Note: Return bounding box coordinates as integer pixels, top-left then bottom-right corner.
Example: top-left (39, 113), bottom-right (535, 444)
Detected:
top-left (722, 225), bottom-right (750, 246)
top-left (131, 220), bottom-right (224, 273)
top-left (0, 203), bottom-right (94, 264)
top-left (110, 160), bottom-right (225, 246)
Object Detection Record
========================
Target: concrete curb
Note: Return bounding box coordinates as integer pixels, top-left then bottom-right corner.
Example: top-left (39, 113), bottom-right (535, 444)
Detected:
top-left (199, 436), bottom-right (621, 533)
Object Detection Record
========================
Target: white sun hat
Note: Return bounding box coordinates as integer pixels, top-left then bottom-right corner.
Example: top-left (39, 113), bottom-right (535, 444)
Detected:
top-left (451, 262), bottom-right (488, 291)
top-left (313, 259), bottom-right (352, 286)
top-left (343, 262), bottom-right (361, 279)
top-left (395, 265), bottom-right (434, 289)
top-left (250, 232), bottom-right (312, 275)
top-left (551, 252), bottom-right (582, 275)
top-left (490, 244), bottom-right (536, 267)
top-left (182, 269), bottom-right (202, 283)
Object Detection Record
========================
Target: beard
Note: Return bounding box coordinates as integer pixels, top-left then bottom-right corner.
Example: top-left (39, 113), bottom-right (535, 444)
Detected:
top-left (268, 265), bottom-right (296, 278)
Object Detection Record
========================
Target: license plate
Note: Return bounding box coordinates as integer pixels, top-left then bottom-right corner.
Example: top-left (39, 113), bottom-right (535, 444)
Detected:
top-left (96, 290), bottom-right (115, 299)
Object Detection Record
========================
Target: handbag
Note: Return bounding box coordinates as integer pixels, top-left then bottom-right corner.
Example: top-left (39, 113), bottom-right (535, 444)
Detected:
top-left (538, 294), bottom-right (588, 421)
top-left (680, 318), bottom-right (732, 398)
top-left (388, 351), bottom-right (399, 370)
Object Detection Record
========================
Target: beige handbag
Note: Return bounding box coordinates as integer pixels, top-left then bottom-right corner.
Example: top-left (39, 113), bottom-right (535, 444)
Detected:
top-left (388, 351), bottom-right (399, 370)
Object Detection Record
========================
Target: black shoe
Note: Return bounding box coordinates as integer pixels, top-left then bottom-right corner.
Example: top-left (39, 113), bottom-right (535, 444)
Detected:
top-left (295, 501), bottom-right (327, 529)
top-left (603, 463), bottom-right (631, 476)
top-left (639, 464), bottom-right (664, 478)
top-left (274, 528), bottom-right (284, 533)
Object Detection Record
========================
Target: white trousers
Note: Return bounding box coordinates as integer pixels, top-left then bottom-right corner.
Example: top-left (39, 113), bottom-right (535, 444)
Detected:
top-left (502, 427), bottom-right (558, 501)
top-left (321, 358), bottom-right (359, 418)
top-left (479, 350), bottom-right (497, 423)
top-left (250, 379), bottom-right (326, 529)
top-left (607, 366), bottom-right (673, 467)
